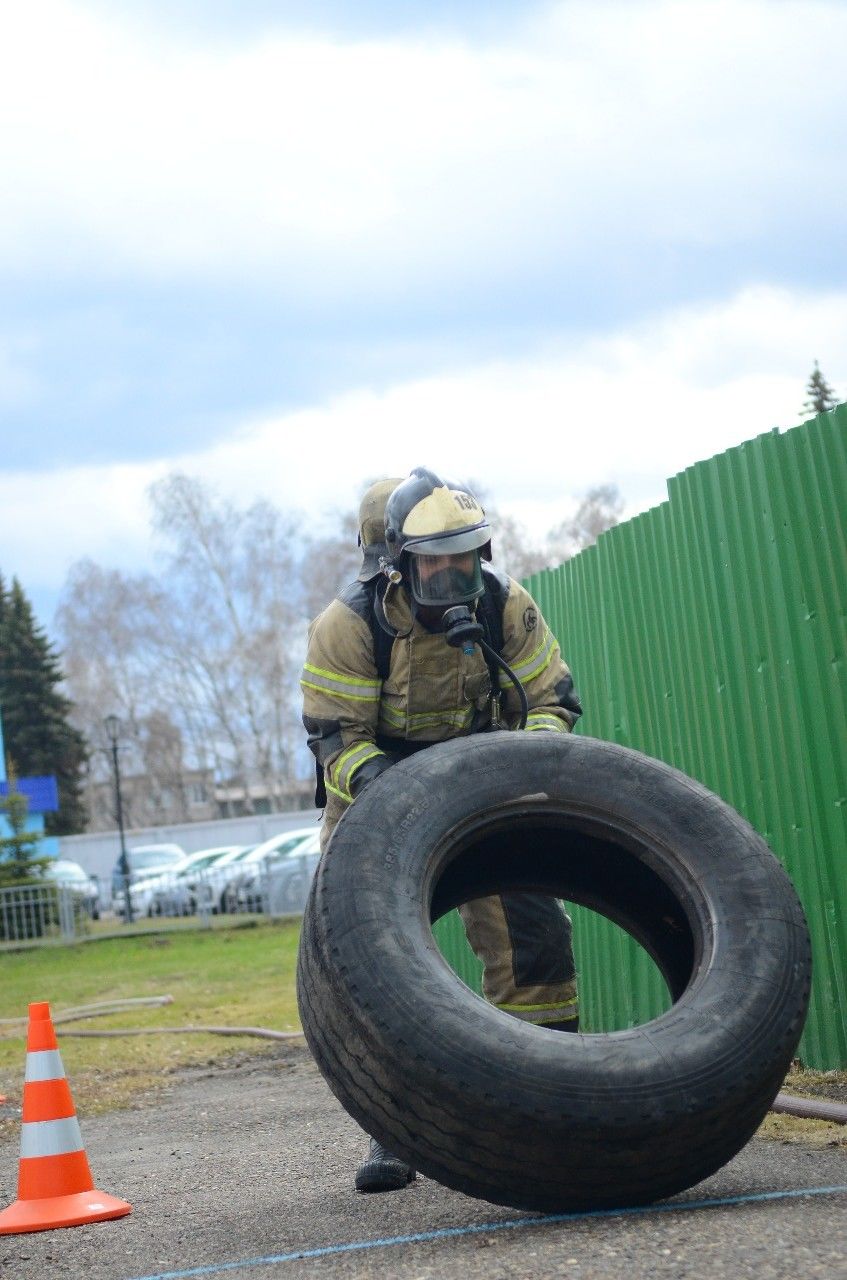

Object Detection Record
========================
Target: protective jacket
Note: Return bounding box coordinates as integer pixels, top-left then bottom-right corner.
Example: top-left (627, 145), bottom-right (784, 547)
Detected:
top-left (302, 563), bottom-right (582, 834)
top-left (300, 564), bottom-right (583, 1029)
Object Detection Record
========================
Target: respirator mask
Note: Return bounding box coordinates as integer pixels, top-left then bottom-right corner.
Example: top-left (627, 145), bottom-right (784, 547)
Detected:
top-left (407, 549), bottom-right (484, 608)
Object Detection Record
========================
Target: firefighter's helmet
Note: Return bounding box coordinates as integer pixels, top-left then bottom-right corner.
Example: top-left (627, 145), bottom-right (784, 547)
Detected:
top-left (384, 467), bottom-right (491, 606)
top-left (356, 477), bottom-right (404, 582)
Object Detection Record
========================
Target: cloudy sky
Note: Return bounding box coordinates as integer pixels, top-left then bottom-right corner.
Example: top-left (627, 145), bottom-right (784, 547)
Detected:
top-left (1, 0), bottom-right (845, 636)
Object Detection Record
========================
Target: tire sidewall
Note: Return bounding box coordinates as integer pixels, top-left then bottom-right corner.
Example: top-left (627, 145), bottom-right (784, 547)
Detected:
top-left (314, 733), bottom-right (808, 1113)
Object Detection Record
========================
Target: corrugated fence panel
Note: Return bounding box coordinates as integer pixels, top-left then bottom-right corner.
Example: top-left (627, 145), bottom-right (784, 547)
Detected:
top-left (519, 407), bottom-right (846, 1066)
top-left (432, 911), bottom-right (483, 993)
top-left (434, 408), bottom-right (845, 1059)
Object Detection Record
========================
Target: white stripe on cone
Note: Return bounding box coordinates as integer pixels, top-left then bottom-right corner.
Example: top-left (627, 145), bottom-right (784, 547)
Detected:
top-left (24, 1050), bottom-right (65, 1083)
top-left (20, 1116), bottom-right (84, 1159)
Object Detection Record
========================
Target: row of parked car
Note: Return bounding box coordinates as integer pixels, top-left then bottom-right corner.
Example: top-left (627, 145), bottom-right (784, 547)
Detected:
top-left (40, 859), bottom-right (102, 918)
top-left (111, 827), bottom-right (322, 920)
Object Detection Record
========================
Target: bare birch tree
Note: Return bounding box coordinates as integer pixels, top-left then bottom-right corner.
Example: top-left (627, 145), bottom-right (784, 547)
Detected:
top-left (58, 474), bottom-right (307, 826)
top-left (146, 472), bottom-right (302, 812)
top-left (544, 484), bottom-right (625, 565)
top-left (300, 508), bottom-right (360, 622)
top-left (475, 482), bottom-right (623, 577)
top-left (56, 559), bottom-right (190, 828)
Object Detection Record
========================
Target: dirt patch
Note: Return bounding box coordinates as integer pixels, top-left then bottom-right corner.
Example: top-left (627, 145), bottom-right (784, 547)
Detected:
top-left (0, 1041), bottom-right (290, 1144)
top-left (784, 1067), bottom-right (847, 1105)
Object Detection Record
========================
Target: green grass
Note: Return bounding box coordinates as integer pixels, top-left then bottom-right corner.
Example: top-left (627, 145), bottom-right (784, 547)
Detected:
top-left (0, 919), bottom-right (302, 1135)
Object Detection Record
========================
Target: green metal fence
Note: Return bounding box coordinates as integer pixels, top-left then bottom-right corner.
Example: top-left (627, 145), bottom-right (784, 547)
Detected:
top-left (435, 405), bottom-right (846, 1068)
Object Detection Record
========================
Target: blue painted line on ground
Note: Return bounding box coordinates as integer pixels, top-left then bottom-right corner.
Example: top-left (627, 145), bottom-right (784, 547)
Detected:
top-left (127, 1184), bottom-right (847, 1280)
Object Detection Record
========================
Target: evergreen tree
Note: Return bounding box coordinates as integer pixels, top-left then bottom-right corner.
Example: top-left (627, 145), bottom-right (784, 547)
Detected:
top-left (0, 771), bottom-right (51, 886)
top-left (0, 575), bottom-right (88, 834)
top-left (802, 361), bottom-right (839, 417)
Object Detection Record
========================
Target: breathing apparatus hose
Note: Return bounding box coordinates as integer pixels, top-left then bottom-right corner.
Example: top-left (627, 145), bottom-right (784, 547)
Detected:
top-left (477, 636), bottom-right (529, 731)
top-left (441, 605), bottom-right (529, 731)
top-left (380, 586), bottom-right (529, 730)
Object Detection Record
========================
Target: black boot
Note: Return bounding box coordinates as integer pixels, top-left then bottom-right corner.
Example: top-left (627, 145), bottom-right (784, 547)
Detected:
top-left (545, 1016), bottom-right (580, 1032)
top-left (355, 1137), bottom-right (416, 1192)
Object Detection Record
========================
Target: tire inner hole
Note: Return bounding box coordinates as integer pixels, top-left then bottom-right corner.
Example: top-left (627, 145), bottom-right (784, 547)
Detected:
top-left (428, 813), bottom-right (701, 1024)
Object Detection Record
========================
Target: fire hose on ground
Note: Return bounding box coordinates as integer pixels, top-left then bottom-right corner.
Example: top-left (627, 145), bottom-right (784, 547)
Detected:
top-left (2, 996), bottom-right (844, 1124)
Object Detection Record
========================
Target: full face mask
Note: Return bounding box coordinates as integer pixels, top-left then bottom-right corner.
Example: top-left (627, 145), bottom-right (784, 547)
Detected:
top-left (407, 548), bottom-right (484, 608)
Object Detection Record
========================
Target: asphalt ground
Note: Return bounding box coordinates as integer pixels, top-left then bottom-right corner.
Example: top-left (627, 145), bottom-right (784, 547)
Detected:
top-left (1, 1046), bottom-right (846, 1280)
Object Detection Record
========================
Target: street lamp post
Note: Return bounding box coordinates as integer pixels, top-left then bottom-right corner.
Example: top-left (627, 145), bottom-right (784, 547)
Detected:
top-left (104, 714), bottom-right (133, 925)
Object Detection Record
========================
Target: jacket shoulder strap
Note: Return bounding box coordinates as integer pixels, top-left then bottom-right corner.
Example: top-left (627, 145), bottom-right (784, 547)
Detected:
top-left (479, 564), bottom-right (508, 654)
top-left (366, 578), bottom-right (395, 681)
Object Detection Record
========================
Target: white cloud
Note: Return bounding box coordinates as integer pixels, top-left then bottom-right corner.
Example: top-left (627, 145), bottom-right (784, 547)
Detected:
top-left (1, 1), bottom-right (845, 288)
top-left (0, 460), bottom-right (163, 591)
top-left (2, 283), bottom-right (843, 607)
top-left (189, 284), bottom-right (846, 520)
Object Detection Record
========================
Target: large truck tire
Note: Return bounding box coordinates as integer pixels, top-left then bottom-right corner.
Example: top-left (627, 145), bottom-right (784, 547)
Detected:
top-left (296, 733), bottom-right (811, 1212)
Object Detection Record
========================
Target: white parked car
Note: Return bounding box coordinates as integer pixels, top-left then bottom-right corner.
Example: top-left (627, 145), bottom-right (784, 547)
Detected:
top-left (117, 847), bottom-right (238, 918)
top-left (147, 845), bottom-right (248, 916)
top-left (222, 827), bottom-right (320, 913)
top-left (234, 829), bottom-right (321, 915)
top-left (43, 859), bottom-right (101, 919)
top-left (189, 842), bottom-right (261, 914)
top-left (111, 844), bottom-right (185, 900)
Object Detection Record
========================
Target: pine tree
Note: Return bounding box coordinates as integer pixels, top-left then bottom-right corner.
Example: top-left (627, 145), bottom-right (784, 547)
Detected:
top-left (0, 575), bottom-right (88, 834)
top-left (0, 769), bottom-right (51, 886)
top-left (802, 361), bottom-right (839, 418)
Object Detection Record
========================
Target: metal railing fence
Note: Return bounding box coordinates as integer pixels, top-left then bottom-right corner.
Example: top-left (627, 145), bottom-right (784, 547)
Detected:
top-left (0, 883), bottom-right (86, 945)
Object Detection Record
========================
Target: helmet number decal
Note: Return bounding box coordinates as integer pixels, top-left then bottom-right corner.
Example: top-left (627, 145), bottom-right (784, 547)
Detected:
top-left (453, 492), bottom-right (477, 512)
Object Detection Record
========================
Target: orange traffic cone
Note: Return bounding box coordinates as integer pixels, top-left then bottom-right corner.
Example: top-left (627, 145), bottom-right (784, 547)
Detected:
top-left (0, 1001), bottom-right (132, 1234)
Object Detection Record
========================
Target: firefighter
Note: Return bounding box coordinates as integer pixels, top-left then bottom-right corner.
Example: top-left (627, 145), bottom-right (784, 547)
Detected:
top-left (301, 468), bottom-right (583, 1192)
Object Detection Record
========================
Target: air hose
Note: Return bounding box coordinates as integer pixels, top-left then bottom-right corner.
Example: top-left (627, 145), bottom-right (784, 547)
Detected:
top-left (0, 997), bottom-right (303, 1043)
top-left (442, 605), bottom-right (528, 730)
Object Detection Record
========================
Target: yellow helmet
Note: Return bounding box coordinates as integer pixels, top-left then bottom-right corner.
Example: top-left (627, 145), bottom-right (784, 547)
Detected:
top-left (384, 467), bottom-right (491, 606)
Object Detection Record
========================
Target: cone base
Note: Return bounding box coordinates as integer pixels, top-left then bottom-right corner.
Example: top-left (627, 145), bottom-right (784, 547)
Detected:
top-left (0, 1188), bottom-right (131, 1235)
